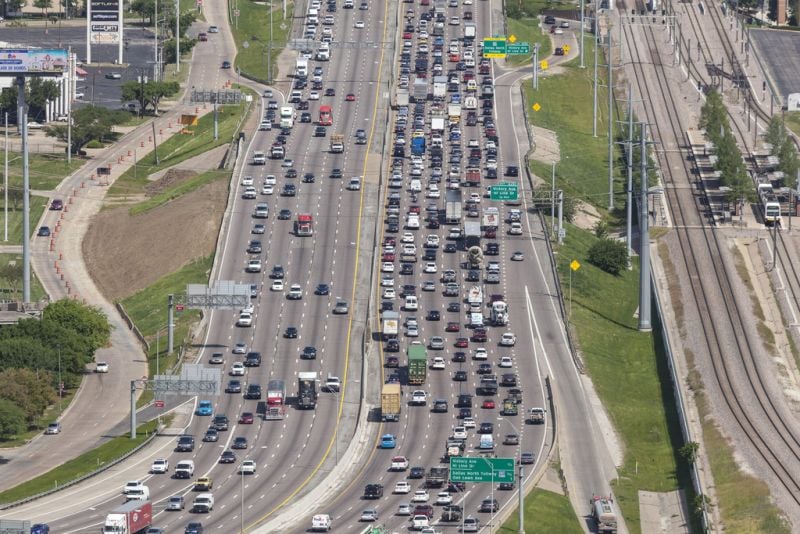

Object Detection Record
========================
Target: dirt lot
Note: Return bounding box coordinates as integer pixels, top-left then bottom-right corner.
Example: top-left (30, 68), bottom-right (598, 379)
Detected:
top-left (83, 174), bottom-right (228, 301)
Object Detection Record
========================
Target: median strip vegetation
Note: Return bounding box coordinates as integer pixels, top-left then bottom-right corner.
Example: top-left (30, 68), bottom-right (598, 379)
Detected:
top-left (231, 0), bottom-right (294, 83)
top-left (500, 489), bottom-right (582, 533)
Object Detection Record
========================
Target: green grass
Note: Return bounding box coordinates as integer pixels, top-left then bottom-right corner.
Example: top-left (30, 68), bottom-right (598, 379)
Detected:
top-left (231, 0), bottom-right (294, 83)
top-left (552, 225), bottom-right (697, 533)
top-left (119, 256), bottom-right (213, 405)
top-left (506, 18), bottom-right (552, 67)
top-left (784, 111), bottom-right (800, 139)
top-left (0, 419), bottom-right (160, 505)
top-left (0, 253), bottom-right (46, 301)
top-left (129, 169), bottom-right (230, 215)
top-left (108, 100), bottom-right (248, 198)
top-left (5, 152), bottom-right (84, 191)
top-left (0, 194), bottom-right (47, 245)
top-left (524, 47), bottom-right (619, 211)
top-left (499, 489), bottom-right (583, 533)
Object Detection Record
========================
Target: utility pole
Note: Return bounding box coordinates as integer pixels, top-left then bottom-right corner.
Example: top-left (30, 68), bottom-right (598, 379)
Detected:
top-left (580, 0), bottom-right (585, 68)
top-left (551, 162), bottom-right (556, 236)
top-left (558, 190), bottom-right (564, 244)
top-left (67, 47), bottom-right (72, 165)
top-left (607, 28), bottom-right (614, 210)
top-left (213, 100), bottom-right (218, 140)
top-left (17, 76), bottom-right (30, 304)
top-left (592, 29), bottom-right (599, 137)
top-left (154, 0), bottom-right (159, 82)
top-left (167, 294), bottom-right (175, 354)
top-left (175, 0), bottom-right (181, 72)
top-left (626, 84), bottom-right (634, 267)
top-left (4, 112), bottom-right (7, 242)
top-left (532, 44), bottom-right (540, 90)
top-left (638, 122), bottom-right (652, 332)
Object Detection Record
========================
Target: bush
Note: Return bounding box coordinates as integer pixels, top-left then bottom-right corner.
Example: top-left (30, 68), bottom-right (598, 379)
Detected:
top-left (587, 238), bottom-right (627, 275)
top-left (85, 140), bottom-right (104, 149)
top-left (0, 398), bottom-right (26, 439)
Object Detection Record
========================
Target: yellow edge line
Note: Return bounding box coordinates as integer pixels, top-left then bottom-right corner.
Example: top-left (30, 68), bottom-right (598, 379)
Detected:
top-left (246, 0), bottom-right (391, 526)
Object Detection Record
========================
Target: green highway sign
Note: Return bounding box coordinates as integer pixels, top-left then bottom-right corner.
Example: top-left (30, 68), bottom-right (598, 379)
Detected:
top-left (491, 181), bottom-right (519, 201)
top-left (483, 38), bottom-right (507, 58)
top-left (507, 42), bottom-right (531, 55)
top-left (450, 457), bottom-right (515, 483)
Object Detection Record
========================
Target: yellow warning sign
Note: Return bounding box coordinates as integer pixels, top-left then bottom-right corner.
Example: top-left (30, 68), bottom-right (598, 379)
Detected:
top-left (570, 260), bottom-right (581, 271)
top-left (563, 44), bottom-right (571, 53)
top-left (508, 34), bottom-right (517, 43)
top-left (532, 103), bottom-right (541, 112)
top-left (540, 59), bottom-right (549, 70)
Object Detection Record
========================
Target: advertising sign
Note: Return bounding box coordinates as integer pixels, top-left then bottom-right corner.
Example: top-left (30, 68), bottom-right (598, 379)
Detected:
top-left (0, 49), bottom-right (69, 75)
top-left (89, 0), bottom-right (122, 44)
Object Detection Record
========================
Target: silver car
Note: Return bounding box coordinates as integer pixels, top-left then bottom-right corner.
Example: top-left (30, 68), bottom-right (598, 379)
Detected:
top-left (166, 495), bottom-right (185, 511)
top-left (429, 336), bottom-right (445, 350)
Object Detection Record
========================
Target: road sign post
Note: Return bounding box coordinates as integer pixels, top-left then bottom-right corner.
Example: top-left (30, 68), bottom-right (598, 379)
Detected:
top-left (490, 182), bottom-right (519, 201)
top-left (449, 457), bottom-right (516, 483)
top-left (483, 38), bottom-right (507, 58)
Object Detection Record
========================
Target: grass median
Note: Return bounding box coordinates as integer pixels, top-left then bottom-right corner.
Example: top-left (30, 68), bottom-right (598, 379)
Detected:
top-left (231, 0), bottom-right (294, 84)
top-left (0, 194), bottom-right (48, 245)
top-left (0, 253), bottom-right (47, 302)
top-left (0, 419), bottom-right (160, 505)
top-left (119, 256), bottom-right (212, 407)
top-left (499, 489), bottom-right (582, 533)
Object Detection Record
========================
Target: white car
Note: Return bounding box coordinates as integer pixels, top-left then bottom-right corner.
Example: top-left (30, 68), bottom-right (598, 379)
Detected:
top-left (151, 458), bottom-right (169, 474)
top-left (426, 235), bottom-right (440, 247)
top-left (309, 91), bottom-right (320, 100)
top-left (394, 481), bottom-right (412, 494)
top-left (412, 489), bottom-right (430, 502)
top-left (262, 184), bottom-right (274, 195)
top-left (412, 516), bottom-right (430, 529)
top-left (233, 342), bottom-right (247, 354)
top-left (463, 417), bottom-right (476, 429)
top-left (500, 333), bottom-right (517, 346)
top-left (402, 232), bottom-right (415, 243)
top-left (281, 158), bottom-right (294, 168)
top-left (122, 480), bottom-right (144, 495)
top-left (239, 459), bottom-right (257, 474)
top-left (381, 275), bottom-right (395, 287)
top-left (355, 20), bottom-right (365, 28)
top-left (424, 262), bottom-right (438, 273)
top-left (230, 362), bottom-right (245, 376)
top-left (411, 390), bottom-right (428, 404)
top-left (242, 176), bottom-right (254, 186)
top-left (271, 280), bottom-right (284, 291)
top-left (449, 16), bottom-right (460, 25)
top-left (426, 187), bottom-right (440, 199)
top-left (264, 175), bottom-right (277, 185)
top-left (406, 326), bottom-right (419, 337)
top-left (383, 288), bottom-right (396, 299)
top-left (435, 492), bottom-right (453, 505)
top-left (391, 456), bottom-right (410, 470)
top-left (246, 259), bottom-right (262, 273)
top-left (469, 192), bottom-right (481, 203)
top-left (452, 426), bottom-right (467, 439)
top-left (499, 356), bottom-right (513, 368)
top-left (237, 312), bottom-right (253, 327)
top-left (95, 361), bottom-right (109, 373)
top-left (430, 356), bottom-right (446, 370)
top-left (382, 262), bottom-right (395, 273)
top-left (288, 284), bottom-right (303, 299)
top-left (473, 348), bottom-right (488, 360)
top-left (509, 222), bottom-right (523, 235)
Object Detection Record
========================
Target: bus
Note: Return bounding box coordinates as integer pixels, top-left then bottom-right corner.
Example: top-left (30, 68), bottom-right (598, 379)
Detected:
top-left (319, 105), bottom-right (333, 126)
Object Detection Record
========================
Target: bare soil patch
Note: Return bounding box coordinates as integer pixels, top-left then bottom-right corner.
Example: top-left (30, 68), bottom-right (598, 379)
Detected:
top-left (83, 179), bottom-right (228, 301)
top-left (145, 169), bottom-right (198, 196)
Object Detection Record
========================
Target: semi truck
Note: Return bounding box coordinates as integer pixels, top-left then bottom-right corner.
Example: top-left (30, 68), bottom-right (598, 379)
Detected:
top-left (464, 22), bottom-right (477, 40)
top-left (296, 57), bottom-right (309, 77)
top-left (465, 167), bottom-right (481, 187)
top-left (381, 383), bottom-right (402, 422)
top-left (433, 76), bottom-right (447, 98)
top-left (394, 88), bottom-right (410, 108)
top-left (382, 310), bottom-right (400, 339)
top-left (411, 136), bottom-right (426, 156)
top-left (279, 106), bottom-right (295, 128)
top-left (267, 379), bottom-right (286, 406)
top-left (408, 342), bottom-right (428, 385)
top-left (447, 103), bottom-right (461, 122)
top-left (297, 372), bottom-right (318, 409)
top-left (413, 77), bottom-right (428, 101)
top-left (590, 496), bottom-right (618, 533)
top-left (482, 206), bottom-right (499, 227)
top-left (431, 116), bottom-right (446, 132)
top-left (426, 466), bottom-right (449, 488)
top-left (103, 500), bottom-right (152, 534)
top-left (490, 300), bottom-right (508, 326)
top-left (468, 285), bottom-right (483, 306)
top-left (330, 134), bottom-right (344, 153)
top-left (445, 189), bottom-right (462, 224)
top-left (294, 214), bottom-right (313, 236)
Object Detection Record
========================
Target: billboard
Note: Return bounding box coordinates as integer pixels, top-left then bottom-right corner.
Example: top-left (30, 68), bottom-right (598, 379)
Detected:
top-left (89, 0), bottom-right (121, 44)
top-left (0, 49), bottom-right (69, 75)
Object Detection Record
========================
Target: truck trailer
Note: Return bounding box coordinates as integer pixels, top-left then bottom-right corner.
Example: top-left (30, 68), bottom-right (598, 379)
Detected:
top-left (297, 372), bottom-right (318, 409)
top-left (267, 379), bottom-right (286, 406)
top-left (330, 133), bottom-right (344, 153)
top-left (381, 383), bottom-right (402, 422)
top-left (445, 189), bottom-right (462, 224)
top-left (408, 343), bottom-right (428, 385)
top-left (103, 500), bottom-right (152, 534)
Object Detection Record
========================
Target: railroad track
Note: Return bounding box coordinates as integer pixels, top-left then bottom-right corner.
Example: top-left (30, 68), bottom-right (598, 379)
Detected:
top-left (620, 0), bottom-right (800, 510)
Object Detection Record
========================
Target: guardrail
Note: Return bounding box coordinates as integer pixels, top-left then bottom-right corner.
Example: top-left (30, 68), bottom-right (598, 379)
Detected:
top-left (650, 265), bottom-right (710, 531)
top-left (0, 429), bottom-right (158, 510)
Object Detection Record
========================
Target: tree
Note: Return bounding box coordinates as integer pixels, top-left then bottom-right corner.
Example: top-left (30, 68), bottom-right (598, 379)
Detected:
top-left (587, 238), bottom-right (628, 276)
top-left (0, 368), bottom-right (57, 423)
top-left (0, 398), bottom-right (26, 439)
top-left (162, 38), bottom-right (198, 65)
top-left (0, 79), bottom-right (60, 123)
top-left (130, 0), bottom-right (155, 24)
top-left (120, 80), bottom-right (180, 115)
top-left (765, 115), bottom-right (785, 151)
top-left (44, 105), bottom-right (127, 155)
top-left (33, 0), bottom-right (52, 29)
top-left (42, 299), bottom-right (112, 352)
top-left (699, 90), bottom-right (727, 142)
top-left (778, 136), bottom-right (800, 181)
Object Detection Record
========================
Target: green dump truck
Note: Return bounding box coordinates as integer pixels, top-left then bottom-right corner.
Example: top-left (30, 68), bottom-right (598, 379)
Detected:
top-left (407, 342), bottom-right (428, 385)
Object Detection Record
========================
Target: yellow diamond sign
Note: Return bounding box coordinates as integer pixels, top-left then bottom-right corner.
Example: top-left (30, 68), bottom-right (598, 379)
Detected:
top-left (570, 260), bottom-right (581, 271)
top-left (540, 59), bottom-right (549, 70)
top-left (532, 103), bottom-right (541, 112)
top-left (508, 34), bottom-right (517, 43)
top-left (563, 44), bottom-right (571, 53)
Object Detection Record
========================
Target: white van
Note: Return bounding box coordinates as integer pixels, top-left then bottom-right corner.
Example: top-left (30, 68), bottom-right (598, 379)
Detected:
top-left (469, 312), bottom-right (484, 328)
top-left (406, 215), bottom-right (420, 229)
top-left (404, 295), bottom-right (418, 311)
top-left (410, 179), bottom-right (422, 192)
top-left (175, 460), bottom-right (195, 479)
top-left (253, 151), bottom-right (266, 165)
top-left (126, 486), bottom-right (150, 501)
top-left (478, 434), bottom-right (494, 450)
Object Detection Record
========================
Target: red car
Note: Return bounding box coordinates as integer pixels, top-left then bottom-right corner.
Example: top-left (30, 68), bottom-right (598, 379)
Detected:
top-left (485, 227), bottom-right (497, 238)
top-left (409, 205), bottom-right (421, 214)
top-left (446, 322), bottom-right (460, 332)
top-left (383, 252), bottom-right (396, 262)
top-left (403, 31), bottom-right (412, 39)
top-left (455, 337), bottom-right (469, 348)
top-left (239, 412), bottom-right (254, 424)
top-left (346, 93), bottom-right (356, 101)
top-left (383, 237), bottom-right (396, 246)
top-left (471, 329), bottom-right (487, 342)
top-left (482, 399), bottom-right (496, 409)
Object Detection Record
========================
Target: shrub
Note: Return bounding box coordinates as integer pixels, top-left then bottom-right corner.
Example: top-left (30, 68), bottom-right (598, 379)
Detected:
top-left (587, 238), bottom-right (627, 275)
top-left (85, 140), bottom-right (104, 149)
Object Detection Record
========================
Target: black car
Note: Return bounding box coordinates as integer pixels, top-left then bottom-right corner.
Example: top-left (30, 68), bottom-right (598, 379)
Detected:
top-left (300, 112), bottom-right (312, 123)
top-left (247, 240), bottom-right (262, 254)
top-left (232, 436), bottom-right (248, 449)
top-left (382, 300), bottom-right (395, 312)
top-left (427, 219), bottom-right (440, 229)
top-left (477, 363), bottom-right (492, 375)
top-left (485, 242), bottom-right (500, 255)
top-left (423, 250), bottom-right (437, 261)
top-left (176, 435), bottom-right (195, 452)
top-left (466, 270), bottom-right (480, 282)
top-left (37, 226), bottom-right (51, 237)
top-left (330, 168), bottom-right (343, 179)
top-left (203, 428), bottom-right (219, 442)
top-left (400, 263), bottom-right (414, 275)
top-left (499, 482), bottom-right (515, 490)
top-left (452, 351), bottom-right (466, 362)
top-left (219, 450), bottom-right (236, 463)
top-left (479, 498), bottom-right (499, 512)
top-left (185, 522), bottom-right (204, 534)
top-left (520, 452), bottom-right (535, 464)
top-left (453, 370), bottom-right (468, 381)
top-left (245, 384), bottom-right (262, 399)
top-left (432, 399), bottom-right (448, 412)
top-left (314, 126), bottom-right (327, 137)
top-left (447, 302), bottom-right (461, 312)
top-left (442, 504), bottom-right (463, 522)
top-left (457, 394), bottom-right (473, 407)
top-left (285, 327), bottom-right (298, 338)
top-left (427, 310), bottom-right (441, 321)
top-left (282, 184), bottom-right (296, 197)
top-left (271, 265), bottom-right (285, 279)
top-left (409, 467), bottom-right (425, 479)
top-left (302, 346), bottom-right (317, 359)
top-left (505, 166), bottom-right (519, 176)
top-left (458, 407), bottom-right (472, 419)
top-left (225, 380), bottom-right (241, 394)
top-left (285, 168), bottom-right (297, 178)
top-left (501, 373), bottom-right (518, 387)
top-left (325, 88), bottom-right (336, 96)
top-left (315, 283), bottom-right (330, 295)
top-left (364, 484), bottom-right (383, 499)
top-left (385, 356), bottom-right (400, 368)
top-left (478, 422), bottom-right (494, 434)
top-left (443, 243), bottom-right (457, 253)
top-left (245, 352), bottom-right (262, 366)
top-left (278, 209), bottom-right (292, 220)
top-left (387, 223), bottom-right (399, 233)
top-left (303, 173), bottom-right (316, 183)
top-left (385, 339), bottom-right (400, 352)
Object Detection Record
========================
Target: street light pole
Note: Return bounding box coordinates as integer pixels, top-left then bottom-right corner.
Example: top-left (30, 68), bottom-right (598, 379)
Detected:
top-left (498, 416), bottom-right (525, 534)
